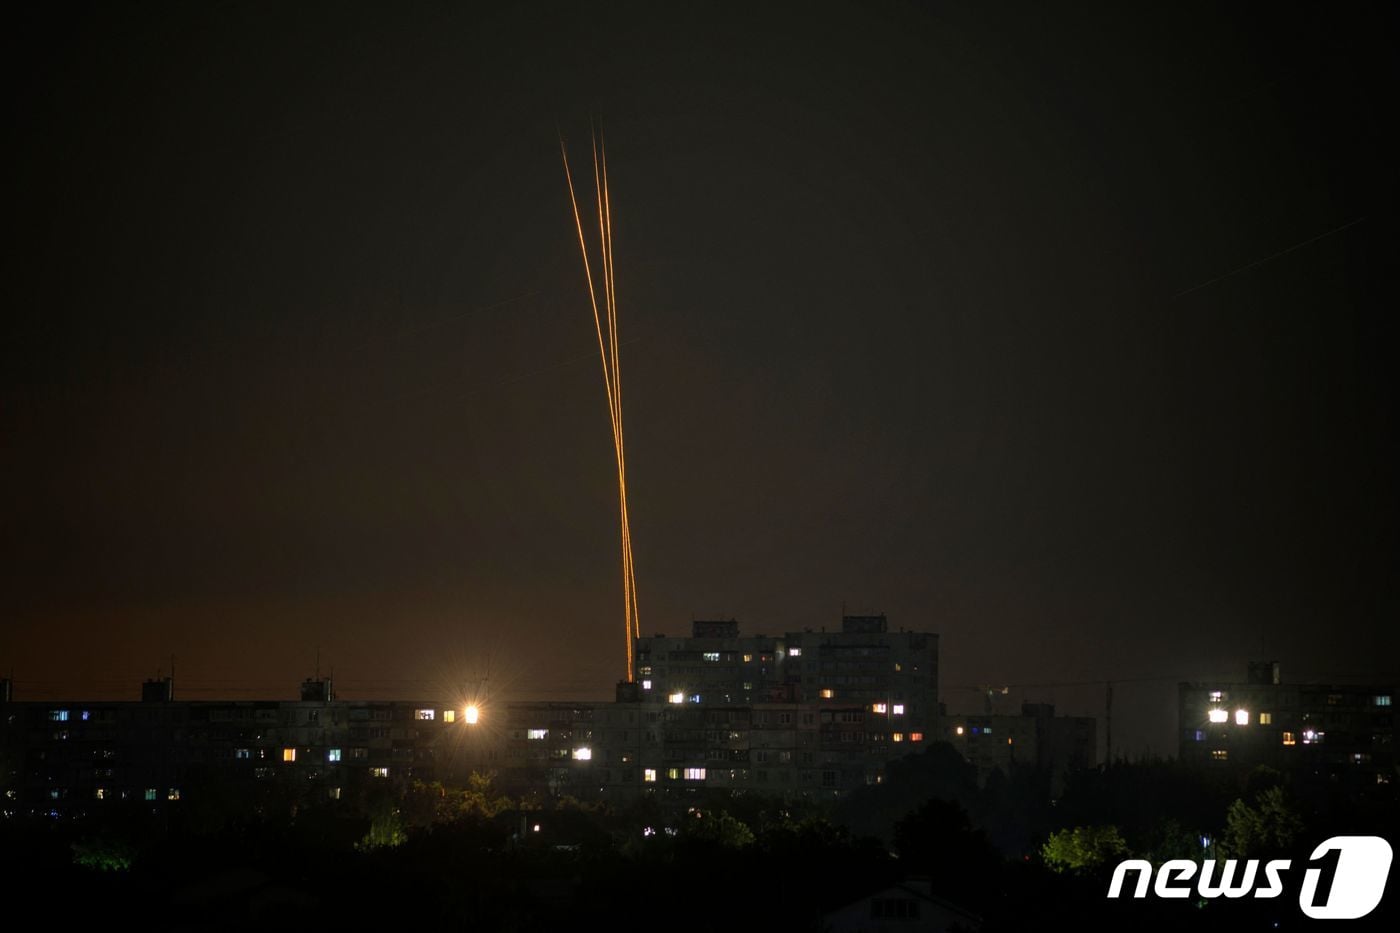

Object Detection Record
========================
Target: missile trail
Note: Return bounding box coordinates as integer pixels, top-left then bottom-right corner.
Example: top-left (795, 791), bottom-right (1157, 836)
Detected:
top-left (561, 127), bottom-right (642, 680)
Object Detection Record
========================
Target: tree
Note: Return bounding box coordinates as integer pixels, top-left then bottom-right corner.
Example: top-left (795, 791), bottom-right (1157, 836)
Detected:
top-left (895, 798), bottom-right (1002, 902)
top-left (1040, 825), bottom-right (1129, 874)
top-left (356, 791), bottom-right (407, 851)
top-left (680, 808), bottom-right (755, 848)
top-left (1221, 786), bottom-right (1304, 859)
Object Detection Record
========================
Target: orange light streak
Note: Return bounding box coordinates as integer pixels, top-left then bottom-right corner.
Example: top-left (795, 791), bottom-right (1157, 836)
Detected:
top-left (561, 128), bottom-right (641, 680)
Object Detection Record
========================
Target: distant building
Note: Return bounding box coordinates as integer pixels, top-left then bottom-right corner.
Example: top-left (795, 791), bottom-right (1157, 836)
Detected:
top-left (938, 702), bottom-right (1096, 792)
top-left (0, 677), bottom-right (498, 817)
top-left (1178, 662), bottom-right (1396, 795)
top-left (634, 614), bottom-right (938, 718)
top-left (505, 615), bottom-right (941, 798)
top-left (0, 614), bottom-right (1102, 814)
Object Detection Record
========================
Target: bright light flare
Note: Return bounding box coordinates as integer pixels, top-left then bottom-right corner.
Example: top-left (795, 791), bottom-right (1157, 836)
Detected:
top-left (464, 705), bottom-right (480, 725)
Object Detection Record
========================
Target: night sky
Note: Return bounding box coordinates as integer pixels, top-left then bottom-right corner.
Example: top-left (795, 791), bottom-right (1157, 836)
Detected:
top-left (4, 2), bottom-right (1396, 755)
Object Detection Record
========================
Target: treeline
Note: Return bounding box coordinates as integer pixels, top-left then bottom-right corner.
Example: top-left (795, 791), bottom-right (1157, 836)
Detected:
top-left (3, 743), bottom-right (1396, 930)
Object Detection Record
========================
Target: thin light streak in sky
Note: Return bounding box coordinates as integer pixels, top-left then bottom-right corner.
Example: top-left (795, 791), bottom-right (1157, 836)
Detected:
top-left (561, 127), bottom-right (641, 681)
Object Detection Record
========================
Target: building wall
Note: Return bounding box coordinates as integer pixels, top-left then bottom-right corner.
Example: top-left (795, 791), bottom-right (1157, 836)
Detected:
top-left (1178, 668), bottom-right (1396, 795)
top-left (938, 703), bottom-right (1095, 791)
top-left (1, 693), bottom-right (498, 816)
top-left (1, 617), bottom-right (1123, 813)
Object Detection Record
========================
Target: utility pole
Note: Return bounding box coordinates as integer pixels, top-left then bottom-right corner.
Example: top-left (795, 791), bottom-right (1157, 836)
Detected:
top-left (1105, 682), bottom-right (1114, 765)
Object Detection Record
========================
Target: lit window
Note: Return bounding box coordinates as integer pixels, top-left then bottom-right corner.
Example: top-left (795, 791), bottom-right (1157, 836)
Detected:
top-left (789, 647), bottom-right (801, 657)
top-left (572, 747), bottom-right (592, 761)
top-left (444, 710), bottom-right (456, 723)
top-left (282, 748), bottom-right (297, 762)
top-left (703, 652), bottom-right (720, 662)
top-left (327, 748), bottom-right (342, 762)
top-left (684, 768), bottom-right (706, 781)
top-left (872, 703), bottom-right (887, 714)
top-left (642, 680), bottom-right (652, 690)
top-left (1235, 710), bottom-right (1249, 726)
top-left (984, 727), bottom-right (993, 735)
top-left (1282, 732), bottom-right (1296, 746)
top-left (910, 733), bottom-right (923, 742)
top-left (1376, 696), bottom-right (1393, 707)
top-left (1193, 730), bottom-right (1205, 741)
top-left (644, 769), bottom-right (657, 783)
top-left (1259, 712), bottom-right (1272, 725)
top-left (465, 705), bottom-right (480, 724)
top-left (371, 767), bottom-right (389, 778)
top-left (81, 710), bottom-right (91, 721)
top-left (48, 710), bottom-right (69, 722)
top-left (743, 654), bottom-right (753, 663)
top-left (144, 788), bottom-right (157, 801)
top-left (668, 692), bottom-right (685, 705)
top-left (95, 788), bottom-right (106, 800)
top-left (894, 663), bottom-right (902, 672)
top-left (415, 709), bottom-right (435, 721)
top-left (892, 733), bottom-right (904, 742)
top-left (527, 729), bottom-right (548, 740)
top-left (235, 748), bottom-right (251, 759)
top-left (167, 788), bottom-right (181, 801)
top-left (1007, 737), bottom-right (1013, 745)
top-left (688, 694), bottom-right (701, 704)
top-left (1209, 691), bottom-right (1224, 702)
top-left (1210, 750), bottom-right (1228, 761)
top-left (1208, 709), bottom-right (1229, 723)
top-left (328, 787), bottom-right (342, 800)
top-left (819, 688), bottom-right (834, 699)
top-left (892, 704), bottom-right (904, 716)
top-left (955, 726), bottom-right (965, 736)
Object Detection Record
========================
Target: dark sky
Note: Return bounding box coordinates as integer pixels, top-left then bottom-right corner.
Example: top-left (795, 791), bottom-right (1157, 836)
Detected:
top-left (4, 2), bottom-right (1396, 755)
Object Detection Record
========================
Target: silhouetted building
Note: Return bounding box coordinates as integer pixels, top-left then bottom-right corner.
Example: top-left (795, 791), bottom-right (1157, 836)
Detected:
top-left (822, 878), bottom-right (982, 932)
top-left (938, 702), bottom-right (1096, 792)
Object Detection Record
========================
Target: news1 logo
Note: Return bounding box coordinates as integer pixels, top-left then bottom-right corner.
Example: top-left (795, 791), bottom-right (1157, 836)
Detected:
top-left (1108, 836), bottom-right (1393, 920)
